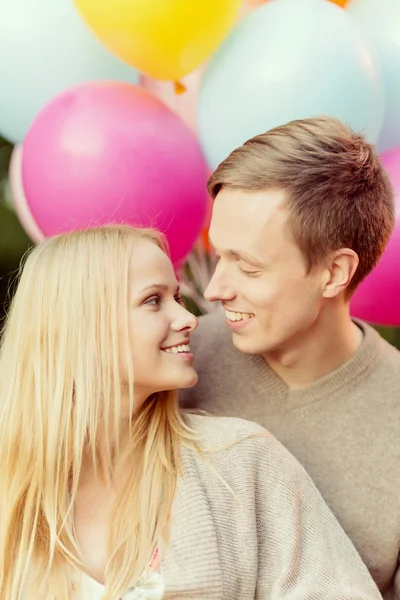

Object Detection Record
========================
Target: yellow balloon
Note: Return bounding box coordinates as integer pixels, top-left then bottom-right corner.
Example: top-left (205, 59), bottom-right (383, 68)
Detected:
top-left (75, 0), bottom-right (242, 81)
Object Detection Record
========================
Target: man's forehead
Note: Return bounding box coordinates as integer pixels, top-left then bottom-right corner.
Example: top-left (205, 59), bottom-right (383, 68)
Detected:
top-left (215, 186), bottom-right (287, 207)
top-left (210, 187), bottom-right (289, 242)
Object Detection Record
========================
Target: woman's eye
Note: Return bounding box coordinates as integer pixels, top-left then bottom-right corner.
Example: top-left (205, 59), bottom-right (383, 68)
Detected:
top-left (144, 294), bottom-right (185, 307)
top-left (144, 295), bottom-right (162, 306)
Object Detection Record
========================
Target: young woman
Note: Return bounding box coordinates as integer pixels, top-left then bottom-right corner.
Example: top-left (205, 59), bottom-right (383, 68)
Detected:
top-left (0, 225), bottom-right (380, 600)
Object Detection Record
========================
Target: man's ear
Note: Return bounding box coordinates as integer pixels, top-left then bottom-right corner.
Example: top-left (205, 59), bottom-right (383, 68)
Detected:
top-left (322, 249), bottom-right (359, 299)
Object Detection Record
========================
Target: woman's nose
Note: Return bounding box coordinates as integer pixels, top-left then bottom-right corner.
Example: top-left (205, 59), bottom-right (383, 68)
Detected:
top-left (171, 303), bottom-right (198, 332)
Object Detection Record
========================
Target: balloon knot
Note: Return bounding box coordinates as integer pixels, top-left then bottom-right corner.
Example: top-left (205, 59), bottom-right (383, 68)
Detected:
top-left (174, 81), bottom-right (187, 94)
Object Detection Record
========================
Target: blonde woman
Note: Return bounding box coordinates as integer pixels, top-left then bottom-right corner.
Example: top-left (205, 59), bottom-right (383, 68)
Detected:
top-left (0, 225), bottom-right (381, 600)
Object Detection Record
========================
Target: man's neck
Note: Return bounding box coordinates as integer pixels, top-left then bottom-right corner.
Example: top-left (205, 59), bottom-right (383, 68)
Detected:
top-left (262, 305), bottom-right (364, 390)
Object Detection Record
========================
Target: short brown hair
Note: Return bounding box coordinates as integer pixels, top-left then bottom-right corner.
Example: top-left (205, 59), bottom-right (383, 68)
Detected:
top-left (207, 116), bottom-right (394, 294)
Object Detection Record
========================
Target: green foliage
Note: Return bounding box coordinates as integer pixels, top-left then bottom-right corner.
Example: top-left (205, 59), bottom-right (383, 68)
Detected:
top-left (375, 326), bottom-right (400, 349)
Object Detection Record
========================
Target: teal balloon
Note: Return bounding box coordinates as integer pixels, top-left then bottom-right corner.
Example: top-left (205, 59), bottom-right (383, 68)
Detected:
top-left (198, 0), bottom-right (384, 169)
top-left (347, 0), bottom-right (400, 153)
top-left (0, 0), bottom-right (139, 144)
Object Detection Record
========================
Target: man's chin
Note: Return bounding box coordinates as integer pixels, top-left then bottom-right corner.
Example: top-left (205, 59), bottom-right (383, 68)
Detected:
top-left (231, 333), bottom-right (264, 355)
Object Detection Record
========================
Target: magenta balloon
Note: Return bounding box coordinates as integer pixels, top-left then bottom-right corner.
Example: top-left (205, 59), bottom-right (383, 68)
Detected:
top-left (21, 82), bottom-right (209, 264)
top-left (351, 148), bottom-right (400, 326)
top-left (9, 145), bottom-right (44, 244)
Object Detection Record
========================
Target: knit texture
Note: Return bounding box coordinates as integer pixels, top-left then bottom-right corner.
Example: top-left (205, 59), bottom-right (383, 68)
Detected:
top-left (161, 414), bottom-right (382, 599)
top-left (180, 312), bottom-right (400, 599)
top-left (71, 414), bottom-right (382, 599)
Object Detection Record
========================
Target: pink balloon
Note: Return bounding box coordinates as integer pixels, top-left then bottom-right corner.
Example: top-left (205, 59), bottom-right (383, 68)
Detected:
top-left (9, 145), bottom-right (44, 244)
top-left (22, 82), bottom-right (209, 264)
top-left (351, 148), bottom-right (400, 326)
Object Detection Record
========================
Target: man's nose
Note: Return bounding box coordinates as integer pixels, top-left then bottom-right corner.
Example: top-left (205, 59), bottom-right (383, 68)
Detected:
top-left (204, 267), bottom-right (235, 303)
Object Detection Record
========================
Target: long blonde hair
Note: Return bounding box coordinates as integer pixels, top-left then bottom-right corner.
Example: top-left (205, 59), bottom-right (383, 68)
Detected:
top-left (0, 225), bottom-right (196, 599)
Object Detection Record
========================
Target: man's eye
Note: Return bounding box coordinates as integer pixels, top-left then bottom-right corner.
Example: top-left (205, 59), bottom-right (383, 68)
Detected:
top-left (239, 266), bottom-right (259, 277)
top-left (175, 294), bottom-right (185, 305)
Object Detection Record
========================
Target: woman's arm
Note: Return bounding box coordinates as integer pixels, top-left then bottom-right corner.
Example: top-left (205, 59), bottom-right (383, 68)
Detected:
top-left (253, 433), bottom-right (381, 600)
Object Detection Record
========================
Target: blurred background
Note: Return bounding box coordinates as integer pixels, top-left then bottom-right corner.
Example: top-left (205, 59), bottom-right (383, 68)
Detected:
top-left (0, 137), bottom-right (31, 319)
top-left (0, 0), bottom-right (399, 348)
top-left (0, 131), bottom-right (399, 348)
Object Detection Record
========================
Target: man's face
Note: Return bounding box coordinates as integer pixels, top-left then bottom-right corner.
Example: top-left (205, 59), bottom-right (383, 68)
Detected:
top-left (205, 187), bottom-right (328, 357)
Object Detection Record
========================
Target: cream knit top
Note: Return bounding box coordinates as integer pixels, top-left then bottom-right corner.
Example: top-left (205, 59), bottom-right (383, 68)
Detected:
top-left (75, 414), bottom-right (382, 599)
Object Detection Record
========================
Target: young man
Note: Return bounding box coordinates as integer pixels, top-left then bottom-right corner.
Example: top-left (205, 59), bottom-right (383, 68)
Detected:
top-left (181, 117), bottom-right (400, 598)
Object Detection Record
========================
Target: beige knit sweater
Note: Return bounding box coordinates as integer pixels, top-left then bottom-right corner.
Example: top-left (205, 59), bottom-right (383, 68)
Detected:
top-left (180, 314), bottom-right (400, 599)
top-left (155, 413), bottom-right (381, 599)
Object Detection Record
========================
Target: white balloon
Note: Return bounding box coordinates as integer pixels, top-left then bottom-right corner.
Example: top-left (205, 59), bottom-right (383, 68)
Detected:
top-left (8, 145), bottom-right (43, 243)
top-left (347, 0), bottom-right (400, 152)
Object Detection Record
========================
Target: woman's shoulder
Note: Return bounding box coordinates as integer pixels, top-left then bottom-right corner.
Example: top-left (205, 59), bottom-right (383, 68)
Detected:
top-left (183, 411), bottom-right (295, 467)
top-left (184, 411), bottom-right (267, 444)
top-left (182, 412), bottom-right (305, 493)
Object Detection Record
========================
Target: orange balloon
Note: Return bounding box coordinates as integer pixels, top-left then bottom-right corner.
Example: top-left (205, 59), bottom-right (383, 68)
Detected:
top-left (243, 0), bottom-right (268, 7)
top-left (240, 0), bottom-right (267, 16)
top-left (200, 195), bottom-right (214, 253)
top-left (242, 0), bottom-right (348, 12)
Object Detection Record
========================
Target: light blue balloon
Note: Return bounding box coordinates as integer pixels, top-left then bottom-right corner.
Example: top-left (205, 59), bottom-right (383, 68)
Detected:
top-left (347, 0), bottom-right (400, 153)
top-left (198, 0), bottom-right (384, 170)
top-left (0, 0), bottom-right (139, 144)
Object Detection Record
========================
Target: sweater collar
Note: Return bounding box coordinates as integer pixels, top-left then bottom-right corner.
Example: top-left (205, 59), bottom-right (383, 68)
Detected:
top-left (247, 320), bottom-right (383, 408)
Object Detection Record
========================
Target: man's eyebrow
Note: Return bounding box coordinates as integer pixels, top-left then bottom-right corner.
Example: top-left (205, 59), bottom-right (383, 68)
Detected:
top-left (209, 237), bottom-right (264, 269)
top-left (229, 250), bottom-right (265, 269)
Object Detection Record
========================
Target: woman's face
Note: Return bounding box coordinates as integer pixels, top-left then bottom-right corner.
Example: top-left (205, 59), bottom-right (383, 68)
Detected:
top-left (124, 239), bottom-right (198, 407)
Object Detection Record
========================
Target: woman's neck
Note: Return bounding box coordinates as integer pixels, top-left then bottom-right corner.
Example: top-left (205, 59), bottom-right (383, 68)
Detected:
top-left (81, 419), bottom-right (135, 487)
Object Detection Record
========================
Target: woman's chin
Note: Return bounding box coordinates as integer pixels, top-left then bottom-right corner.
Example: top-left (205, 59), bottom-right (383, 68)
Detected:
top-left (181, 370), bottom-right (199, 389)
top-left (172, 369), bottom-right (199, 391)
